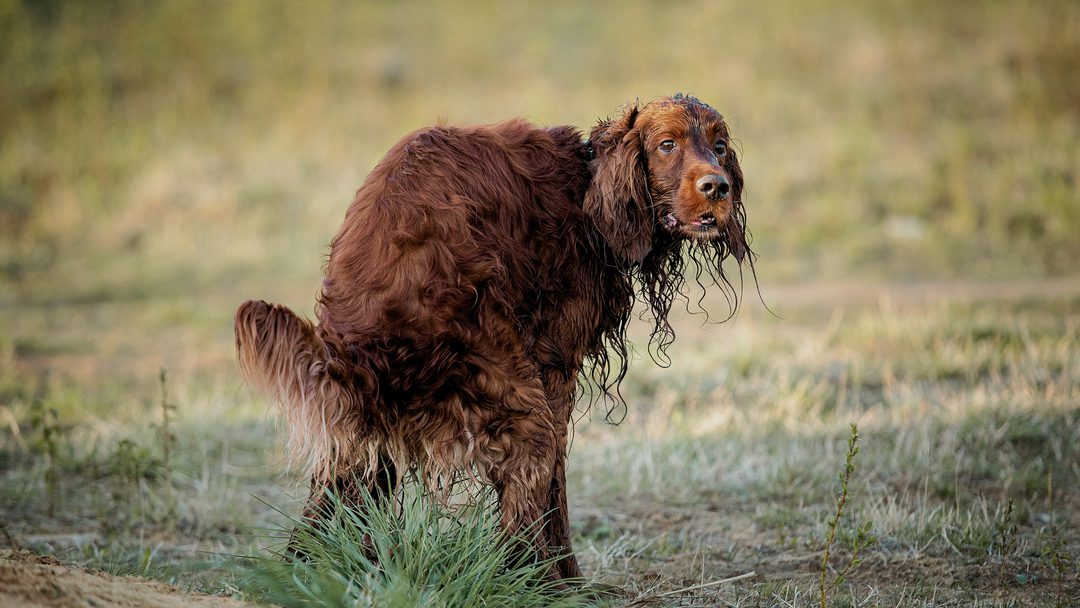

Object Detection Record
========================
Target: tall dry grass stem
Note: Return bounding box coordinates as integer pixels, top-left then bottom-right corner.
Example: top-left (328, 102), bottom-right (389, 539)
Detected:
top-left (159, 367), bottom-right (174, 488)
top-left (819, 422), bottom-right (875, 608)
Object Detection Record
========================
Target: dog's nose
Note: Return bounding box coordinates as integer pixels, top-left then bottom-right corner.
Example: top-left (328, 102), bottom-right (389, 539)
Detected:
top-left (696, 174), bottom-right (730, 200)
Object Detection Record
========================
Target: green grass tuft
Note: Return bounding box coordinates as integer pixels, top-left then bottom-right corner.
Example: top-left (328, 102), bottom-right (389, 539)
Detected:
top-left (238, 483), bottom-right (602, 608)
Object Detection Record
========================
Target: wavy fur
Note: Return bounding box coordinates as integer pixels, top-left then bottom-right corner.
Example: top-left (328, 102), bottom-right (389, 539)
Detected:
top-left (235, 95), bottom-right (752, 582)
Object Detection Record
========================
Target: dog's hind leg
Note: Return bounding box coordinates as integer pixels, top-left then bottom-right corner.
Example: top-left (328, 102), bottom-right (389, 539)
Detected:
top-left (289, 452), bottom-right (397, 561)
top-left (301, 452), bottom-right (398, 519)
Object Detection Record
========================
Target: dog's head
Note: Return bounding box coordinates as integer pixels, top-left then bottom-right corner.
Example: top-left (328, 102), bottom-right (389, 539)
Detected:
top-left (585, 94), bottom-right (746, 264)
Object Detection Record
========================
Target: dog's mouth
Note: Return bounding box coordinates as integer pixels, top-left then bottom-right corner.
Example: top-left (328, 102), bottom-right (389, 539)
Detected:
top-left (663, 211), bottom-right (718, 232)
top-left (691, 212), bottom-right (716, 228)
top-left (661, 205), bottom-right (748, 262)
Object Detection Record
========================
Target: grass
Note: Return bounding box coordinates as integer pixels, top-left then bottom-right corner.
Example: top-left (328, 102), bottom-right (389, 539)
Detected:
top-left (817, 424), bottom-right (875, 608)
top-left (3, 287), bottom-right (1079, 605)
top-left (1, 0), bottom-right (1080, 605)
top-left (558, 296), bottom-right (1080, 604)
top-left (238, 484), bottom-right (600, 608)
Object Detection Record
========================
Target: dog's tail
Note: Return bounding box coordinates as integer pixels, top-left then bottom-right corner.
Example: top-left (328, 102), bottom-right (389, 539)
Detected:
top-left (234, 300), bottom-right (364, 478)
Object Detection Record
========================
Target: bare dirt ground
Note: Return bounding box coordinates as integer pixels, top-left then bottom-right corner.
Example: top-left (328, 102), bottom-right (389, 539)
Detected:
top-left (0, 550), bottom-right (248, 608)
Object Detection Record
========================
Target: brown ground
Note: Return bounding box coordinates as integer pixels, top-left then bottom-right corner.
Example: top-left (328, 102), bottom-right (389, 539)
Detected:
top-left (572, 493), bottom-right (1079, 606)
top-left (0, 550), bottom-right (248, 608)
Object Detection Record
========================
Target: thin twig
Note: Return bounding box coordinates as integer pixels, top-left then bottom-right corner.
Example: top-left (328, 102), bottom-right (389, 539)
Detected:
top-left (652, 571), bottom-right (757, 598)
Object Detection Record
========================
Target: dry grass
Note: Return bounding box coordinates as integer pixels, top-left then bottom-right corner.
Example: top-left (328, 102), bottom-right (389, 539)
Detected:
top-left (7, 288), bottom-right (1078, 605)
top-left (560, 293), bottom-right (1080, 605)
top-left (2, 0), bottom-right (1080, 605)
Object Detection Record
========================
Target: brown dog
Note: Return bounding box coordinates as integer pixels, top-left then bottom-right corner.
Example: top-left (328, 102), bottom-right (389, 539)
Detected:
top-left (235, 94), bottom-right (750, 581)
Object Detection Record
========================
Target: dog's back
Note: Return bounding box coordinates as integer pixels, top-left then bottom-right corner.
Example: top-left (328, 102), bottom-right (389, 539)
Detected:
top-left (236, 119), bottom-right (594, 478)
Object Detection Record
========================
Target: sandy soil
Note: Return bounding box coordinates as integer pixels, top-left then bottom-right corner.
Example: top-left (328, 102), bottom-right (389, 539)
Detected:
top-left (0, 550), bottom-right (249, 608)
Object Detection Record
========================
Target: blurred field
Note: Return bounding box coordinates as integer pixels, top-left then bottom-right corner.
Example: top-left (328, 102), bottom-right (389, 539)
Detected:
top-left (1, 0), bottom-right (1079, 606)
top-left (3, 0), bottom-right (1079, 293)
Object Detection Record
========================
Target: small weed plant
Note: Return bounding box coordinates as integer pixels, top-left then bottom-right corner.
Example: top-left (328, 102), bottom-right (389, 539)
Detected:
top-left (30, 406), bottom-right (62, 517)
top-left (240, 483), bottom-right (600, 608)
top-left (819, 423), bottom-right (875, 608)
top-left (159, 367), bottom-right (176, 488)
top-left (994, 498), bottom-right (1018, 603)
top-left (110, 438), bottom-right (161, 501)
top-left (1041, 471), bottom-right (1074, 608)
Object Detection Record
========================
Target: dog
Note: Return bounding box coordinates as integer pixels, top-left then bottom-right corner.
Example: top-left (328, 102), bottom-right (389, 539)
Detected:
top-left (235, 94), bottom-right (750, 581)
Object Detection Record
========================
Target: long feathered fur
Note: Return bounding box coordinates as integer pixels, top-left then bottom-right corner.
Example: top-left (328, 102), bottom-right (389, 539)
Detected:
top-left (235, 95), bottom-right (752, 581)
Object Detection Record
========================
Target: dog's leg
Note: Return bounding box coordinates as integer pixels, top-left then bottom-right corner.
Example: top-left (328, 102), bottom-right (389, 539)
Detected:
top-left (487, 410), bottom-right (561, 583)
top-left (545, 430), bottom-right (584, 580)
top-left (290, 454), bottom-right (397, 560)
top-left (538, 370), bottom-right (584, 581)
top-left (466, 354), bottom-right (566, 582)
top-left (300, 455), bottom-right (397, 519)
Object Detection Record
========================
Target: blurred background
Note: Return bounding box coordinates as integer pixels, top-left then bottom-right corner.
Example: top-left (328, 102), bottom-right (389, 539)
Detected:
top-left (1, 1), bottom-right (1079, 597)
top-left (1, 0), bottom-right (1078, 452)
top-left (4, 0), bottom-right (1078, 291)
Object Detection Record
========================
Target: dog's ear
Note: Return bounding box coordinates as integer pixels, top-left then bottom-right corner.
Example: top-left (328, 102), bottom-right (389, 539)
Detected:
top-left (585, 102), bottom-right (653, 264)
top-left (722, 140), bottom-right (747, 263)
top-left (725, 144), bottom-right (744, 207)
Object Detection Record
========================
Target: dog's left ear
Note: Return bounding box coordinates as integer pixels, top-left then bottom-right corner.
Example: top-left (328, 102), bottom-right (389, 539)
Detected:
top-left (725, 143), bottom-right (744, 209)
top-left (584, 102), bottom-right (653, 264)
top-left (722, 137), bottom-right (748, 263)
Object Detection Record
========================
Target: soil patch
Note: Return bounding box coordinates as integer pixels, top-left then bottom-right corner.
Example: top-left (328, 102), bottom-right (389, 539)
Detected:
top-left (0, 550), bottom-right (248, 608)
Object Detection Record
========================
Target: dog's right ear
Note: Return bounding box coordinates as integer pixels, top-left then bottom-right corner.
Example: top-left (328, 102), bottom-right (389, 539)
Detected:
top-left (585, 102), bottom-right (653, 264)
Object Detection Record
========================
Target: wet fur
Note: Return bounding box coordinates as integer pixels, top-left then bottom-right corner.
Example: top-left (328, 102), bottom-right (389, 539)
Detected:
top-left (235, 95), bottom-right (751, 580)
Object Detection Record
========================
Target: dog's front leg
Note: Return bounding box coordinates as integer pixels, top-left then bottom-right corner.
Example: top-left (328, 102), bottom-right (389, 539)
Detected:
top-left (484, 408), bottom-right (563, 584)
top-left (545, 427), bottom-right (583, 580)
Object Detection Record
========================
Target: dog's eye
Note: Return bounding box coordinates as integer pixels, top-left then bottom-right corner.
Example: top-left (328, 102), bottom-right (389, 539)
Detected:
top-left (659, 140), bottom-right (676, 153)
top-left (714, 141), bottom-right (727, 156)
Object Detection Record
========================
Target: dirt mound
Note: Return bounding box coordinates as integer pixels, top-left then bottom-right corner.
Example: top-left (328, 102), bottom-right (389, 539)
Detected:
top-left (0, 550), bottom-right (249, 608)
